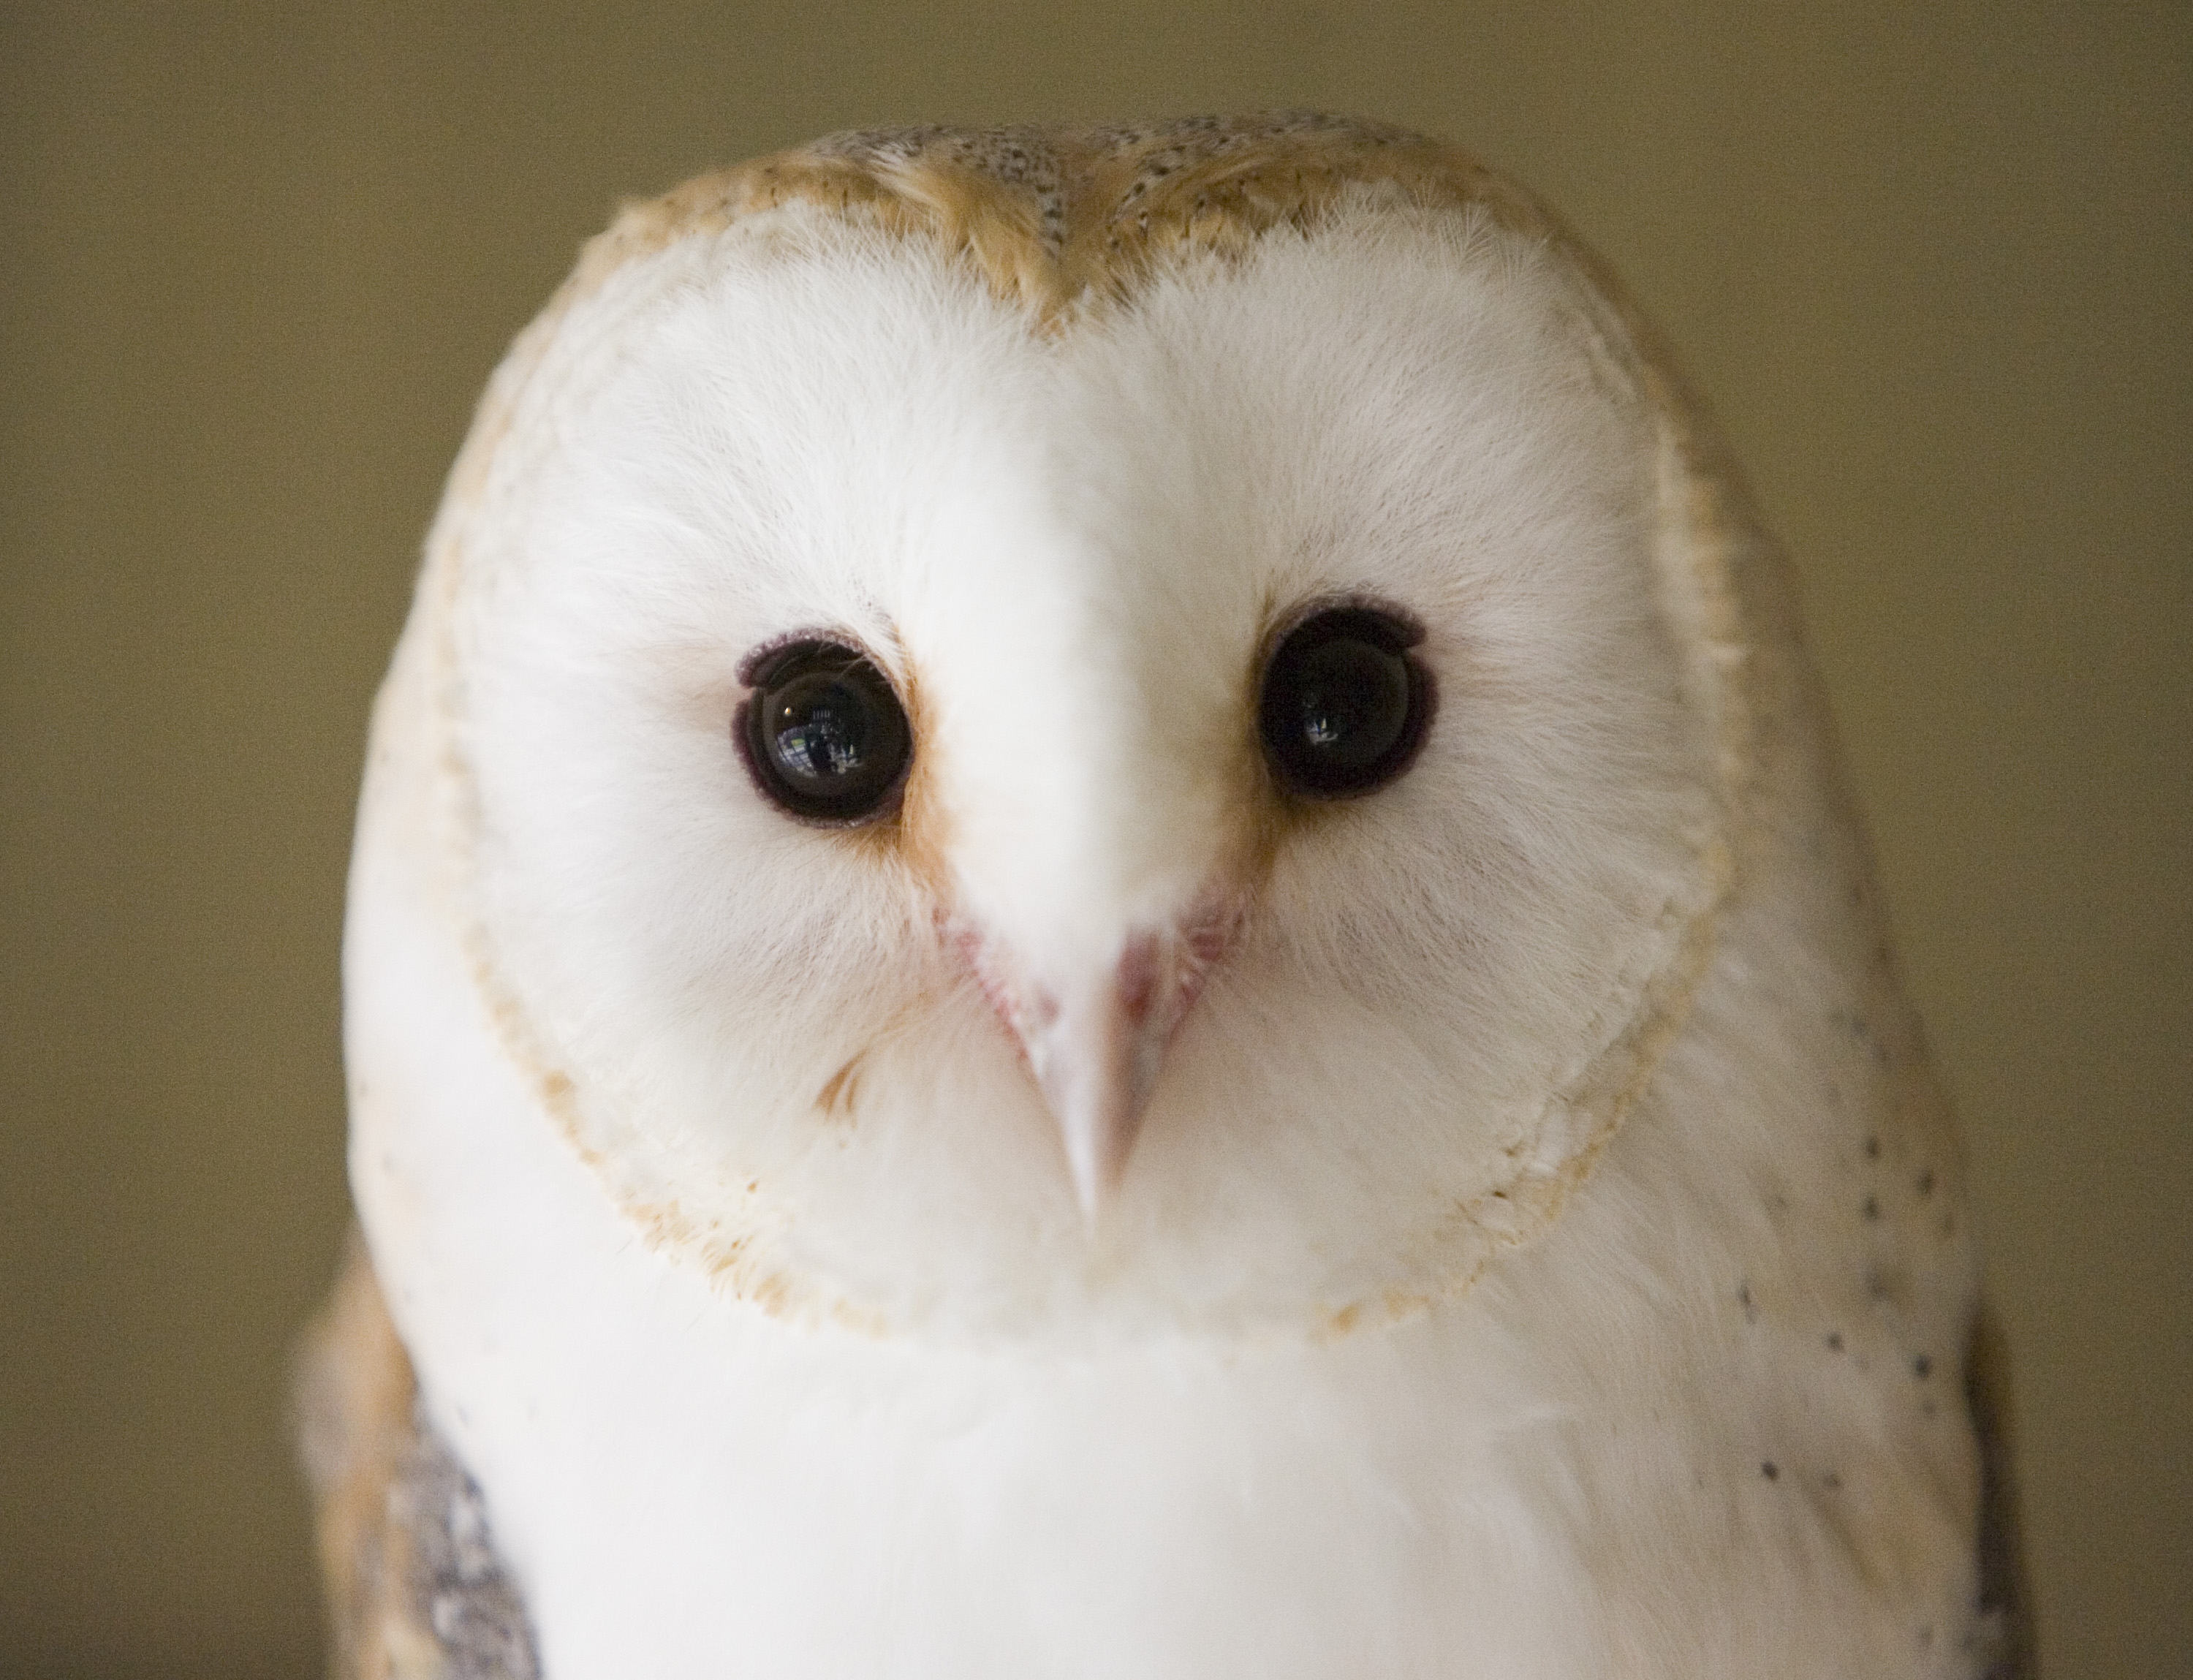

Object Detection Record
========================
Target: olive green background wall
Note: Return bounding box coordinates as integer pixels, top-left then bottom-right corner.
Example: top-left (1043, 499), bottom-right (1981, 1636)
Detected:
top-left (2, 3), bottom-right (2185, 1676)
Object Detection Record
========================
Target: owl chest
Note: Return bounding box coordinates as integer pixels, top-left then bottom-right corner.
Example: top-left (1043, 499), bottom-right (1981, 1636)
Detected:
top-left (480, 1310), bottom-right (1591, 1677)
top-left (430, 1260), bottom-right (1964, 1680)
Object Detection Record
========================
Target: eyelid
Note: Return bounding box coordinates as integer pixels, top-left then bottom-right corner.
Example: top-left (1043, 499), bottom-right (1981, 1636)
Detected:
top-left (736, 629), bottom-right (882, 689)
top-left (1257, 591), bottom-right (1428, 670)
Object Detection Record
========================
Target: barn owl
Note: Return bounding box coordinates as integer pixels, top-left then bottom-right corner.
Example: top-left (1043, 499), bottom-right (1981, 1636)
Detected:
top-left (298, 113), bottom-right (2029, 1679)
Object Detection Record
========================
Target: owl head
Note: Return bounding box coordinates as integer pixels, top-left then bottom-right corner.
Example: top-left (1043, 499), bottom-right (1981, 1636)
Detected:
top-left (359, 116), bottom-right (1779, 1345)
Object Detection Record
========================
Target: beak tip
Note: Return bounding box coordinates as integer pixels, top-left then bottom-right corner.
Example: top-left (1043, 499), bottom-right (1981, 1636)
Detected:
top-left (1048, 1074), bottom-right (1129, 1228)
top-left (1008, 925), bottom-right (1213, 1229)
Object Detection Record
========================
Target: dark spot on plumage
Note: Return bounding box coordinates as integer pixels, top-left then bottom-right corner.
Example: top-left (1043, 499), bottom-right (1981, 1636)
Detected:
top-left (1825, 1331), bottom-right (1844, 1352)
top-left (1914, 1354), bottom-right (1933, 1380)
top-left (1738, 1282), bottom-right (1758, 1323)
top-left (1761, 1461), bottom-right (1779, 1481)
top-left (1865, 1135), bottom-right (1881, 1160)
top-left (1821, 1471), bottom-right (1842, 1490)
top-left (1863, 1194), bottom-right (1880, 1222)
top-left (1865, 1263), bottom-right (1911, 1307)
top-left (1835, 1009), bottom-right (1891, 1065)
top-left (1917, 1169), bottom-right (1936, 1198)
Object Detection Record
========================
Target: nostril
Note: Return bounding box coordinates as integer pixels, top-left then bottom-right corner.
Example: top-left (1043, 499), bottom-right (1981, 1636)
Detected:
top-left (944, 918), bottom-right (1055, 1049)
top-left (943, 888), bottom-right (1243, 1063)
top-left (1116, 933), bottom-right (1162, 1023)
top-left (1183, 906), bottom-right (1237, 969)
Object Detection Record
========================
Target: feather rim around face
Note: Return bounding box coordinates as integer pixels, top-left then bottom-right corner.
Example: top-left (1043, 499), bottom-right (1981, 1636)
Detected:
top-left (409, 113), bottom-right (1782, 1342)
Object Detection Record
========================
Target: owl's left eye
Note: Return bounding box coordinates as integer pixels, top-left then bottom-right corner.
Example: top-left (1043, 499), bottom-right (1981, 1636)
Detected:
top-left (736, 640), bottom-right (912, 826)
top-left (1257, 603), bottom-right (1434, 799)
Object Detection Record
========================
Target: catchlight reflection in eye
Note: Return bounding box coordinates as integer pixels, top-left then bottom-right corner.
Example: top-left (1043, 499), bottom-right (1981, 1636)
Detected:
top-left (1257, 605), bottom-right (1433, 798)
top-left (737, 640), bottom-right (912, 825)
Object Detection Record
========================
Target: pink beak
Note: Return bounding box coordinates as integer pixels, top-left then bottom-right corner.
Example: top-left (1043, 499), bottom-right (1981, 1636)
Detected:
top-left (971, 914), bottom-right (1233, 1221)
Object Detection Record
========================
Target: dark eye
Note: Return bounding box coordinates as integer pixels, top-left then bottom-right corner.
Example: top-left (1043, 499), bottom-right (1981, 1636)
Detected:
top-left (737, 640), bottom-right (912, 825)
top-left (1257, 605), bottom-right (1433, 798)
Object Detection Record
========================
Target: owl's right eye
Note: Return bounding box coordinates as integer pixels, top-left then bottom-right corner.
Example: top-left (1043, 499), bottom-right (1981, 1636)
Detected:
top-left (1257, 604), bottom-right (1433, 798)
top-left (736, 640), bottom-right (912, 826)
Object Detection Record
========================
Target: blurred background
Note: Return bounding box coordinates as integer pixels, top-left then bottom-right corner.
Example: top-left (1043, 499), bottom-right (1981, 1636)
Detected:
top-left (1, 2), bottom-right (2185, 1676)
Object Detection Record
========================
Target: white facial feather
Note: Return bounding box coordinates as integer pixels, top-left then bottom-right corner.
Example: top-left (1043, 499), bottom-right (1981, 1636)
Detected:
top-left (442, 201), bottom-right (1722, 1340)
top-left (341, 118), bottom-right (2011, 1680)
